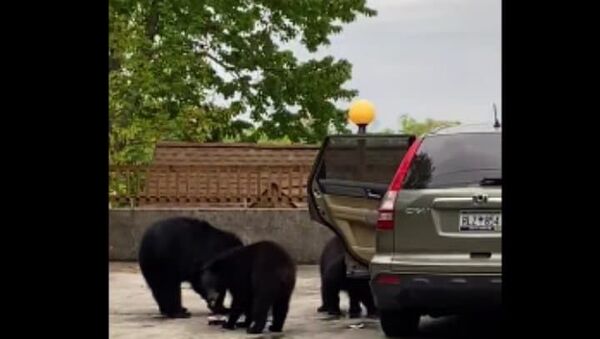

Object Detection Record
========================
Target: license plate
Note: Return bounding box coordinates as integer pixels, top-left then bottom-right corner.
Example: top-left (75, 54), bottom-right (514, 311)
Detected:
top-left (459, 211), bottom-right (502, 232)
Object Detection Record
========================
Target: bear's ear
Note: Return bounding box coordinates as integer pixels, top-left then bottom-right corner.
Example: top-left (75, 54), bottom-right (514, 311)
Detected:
top-left (201, 260), bottom-right (217, 272)
top-left (201, 257), bottom-right (223, 274)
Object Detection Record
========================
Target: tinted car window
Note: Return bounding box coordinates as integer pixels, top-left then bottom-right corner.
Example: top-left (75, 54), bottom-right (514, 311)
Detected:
top-left (404, 133), bottom-right (501, 189)
top-left (318, 136), bottom-right (413, 184)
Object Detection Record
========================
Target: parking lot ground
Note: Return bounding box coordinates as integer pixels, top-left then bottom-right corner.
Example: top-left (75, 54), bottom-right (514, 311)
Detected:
top-left (110, 262), bottom-right (501, 339)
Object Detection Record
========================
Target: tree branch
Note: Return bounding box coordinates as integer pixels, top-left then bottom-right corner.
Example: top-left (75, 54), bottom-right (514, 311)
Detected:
top-left (145, 0), bottom-right (160, 40)
top-left (204, 52), bottom-right (236, 73)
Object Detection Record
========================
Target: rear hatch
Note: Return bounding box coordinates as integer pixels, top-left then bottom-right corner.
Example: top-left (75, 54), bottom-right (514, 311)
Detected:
top-left (307, 135), bottom-right (415, 266)
top-left (391, 132), bottom-right (502, 273)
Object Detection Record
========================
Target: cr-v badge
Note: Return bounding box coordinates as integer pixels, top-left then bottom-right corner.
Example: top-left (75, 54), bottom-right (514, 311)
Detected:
top-left (405, 207), bottom-right (429, 215)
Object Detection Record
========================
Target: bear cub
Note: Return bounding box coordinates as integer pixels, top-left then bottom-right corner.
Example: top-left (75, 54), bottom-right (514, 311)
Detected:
top-left (192, 241), bottom-right (296, 334)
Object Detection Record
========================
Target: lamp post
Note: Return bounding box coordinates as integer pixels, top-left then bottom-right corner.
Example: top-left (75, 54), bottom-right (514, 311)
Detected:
top-left (348, 99), bottom-right (376, 135)
top-left (348, 99), bottom-right (376, 180)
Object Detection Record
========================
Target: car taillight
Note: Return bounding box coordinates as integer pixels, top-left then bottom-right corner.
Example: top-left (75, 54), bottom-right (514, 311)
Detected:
top-left (376, 191), bottom-right (397, 230)
top-left (376, 138), bottom-right (422, 231)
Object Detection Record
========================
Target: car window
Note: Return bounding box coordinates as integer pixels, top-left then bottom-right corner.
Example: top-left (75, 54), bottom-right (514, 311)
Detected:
top-left (403, 133), bottom-right (501, 189)
top-left (317, 136), bottom-right (412, 185)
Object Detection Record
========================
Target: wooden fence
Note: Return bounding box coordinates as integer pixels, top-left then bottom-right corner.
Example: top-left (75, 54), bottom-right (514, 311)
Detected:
top-left (109, 164), bottom-right (313, 208)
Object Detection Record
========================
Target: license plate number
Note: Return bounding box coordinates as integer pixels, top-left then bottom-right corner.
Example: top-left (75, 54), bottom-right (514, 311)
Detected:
top-left (459, 211), bottom-right (501, 232)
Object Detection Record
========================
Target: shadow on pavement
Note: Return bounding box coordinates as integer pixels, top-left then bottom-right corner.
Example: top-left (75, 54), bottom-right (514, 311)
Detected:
top-left (413, 312), bottom-right (502, 339)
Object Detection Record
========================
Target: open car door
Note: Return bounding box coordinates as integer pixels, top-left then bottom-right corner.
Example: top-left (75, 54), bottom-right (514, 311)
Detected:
top-left (308, 134), bottom-right (416, 274)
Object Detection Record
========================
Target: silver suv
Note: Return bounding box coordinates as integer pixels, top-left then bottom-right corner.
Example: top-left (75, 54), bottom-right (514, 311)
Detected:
top-left (308, 123), bottom-right (501, 336)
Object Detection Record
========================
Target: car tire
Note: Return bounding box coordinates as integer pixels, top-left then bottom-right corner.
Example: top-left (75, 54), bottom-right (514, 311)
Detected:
top-left (379, 310), bottom-right (420, 337)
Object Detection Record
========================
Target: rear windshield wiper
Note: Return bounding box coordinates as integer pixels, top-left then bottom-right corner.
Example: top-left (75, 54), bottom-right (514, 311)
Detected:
top-left (480, 177), bottom-right (502, 186)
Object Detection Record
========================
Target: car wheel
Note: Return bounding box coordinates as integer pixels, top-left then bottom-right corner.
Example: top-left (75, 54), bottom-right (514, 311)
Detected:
top-left (379, 310), bottom-right (420, 337)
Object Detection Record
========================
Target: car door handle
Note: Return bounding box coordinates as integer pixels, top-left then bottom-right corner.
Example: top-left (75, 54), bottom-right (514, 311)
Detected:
top-left (365, 189), bottom-right (382, 199)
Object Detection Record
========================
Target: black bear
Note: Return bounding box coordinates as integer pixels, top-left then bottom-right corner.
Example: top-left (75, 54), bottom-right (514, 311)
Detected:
top-left (138, 217), bottom-right (243, 318)
top-left (317, 236), bottom-right (377, 318)
top-left (192, 241), bottom-right (296, 334)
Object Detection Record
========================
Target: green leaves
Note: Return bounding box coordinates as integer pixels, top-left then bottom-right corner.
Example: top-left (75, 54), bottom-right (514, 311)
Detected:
top-left (109, 0), bottom-right (375, 164)
top-left (398, 115), bottom-right (461, 136)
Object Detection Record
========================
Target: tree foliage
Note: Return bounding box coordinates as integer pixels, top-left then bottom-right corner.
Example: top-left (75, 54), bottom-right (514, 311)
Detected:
top-left (398, 115), bottom-right (461, 136)
top-left (375, 115), bottom-right (460, 136)
top-left (109, 0), bottom-right (376, 164)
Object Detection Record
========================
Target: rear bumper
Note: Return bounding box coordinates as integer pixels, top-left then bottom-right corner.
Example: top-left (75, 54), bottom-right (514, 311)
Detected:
top-left (370, 273), bottom-right (501, 313)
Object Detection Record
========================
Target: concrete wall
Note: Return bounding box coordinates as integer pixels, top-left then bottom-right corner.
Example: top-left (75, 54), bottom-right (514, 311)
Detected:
top-left (109, 208), bottom-right (334, 264)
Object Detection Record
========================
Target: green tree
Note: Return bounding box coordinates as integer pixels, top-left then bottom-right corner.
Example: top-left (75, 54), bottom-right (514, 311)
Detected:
top-left (398, 115), bottom-right (460, 136)
top-left (109, 0), bottom-right (375, 165)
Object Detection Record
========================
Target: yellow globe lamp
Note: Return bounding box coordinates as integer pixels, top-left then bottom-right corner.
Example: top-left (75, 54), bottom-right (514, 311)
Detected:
top-left (348, 99), bottom-right (376, 134)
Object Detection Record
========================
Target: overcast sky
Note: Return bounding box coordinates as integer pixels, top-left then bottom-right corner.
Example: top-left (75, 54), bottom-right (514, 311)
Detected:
top-left (291, 0), bottom-right (501, 132)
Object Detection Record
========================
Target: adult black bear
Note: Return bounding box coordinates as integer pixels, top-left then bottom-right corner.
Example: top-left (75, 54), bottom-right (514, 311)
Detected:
top-left (317, 236), bottom-right (377, 318)
top-left (192, 241), bottom-right (296, 334)
top-left (138, 217), bottom-right (243, 318)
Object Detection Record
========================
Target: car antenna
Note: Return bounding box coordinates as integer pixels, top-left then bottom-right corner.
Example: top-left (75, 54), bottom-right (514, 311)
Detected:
top-left (492, 103), bottom-right (501, 128)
